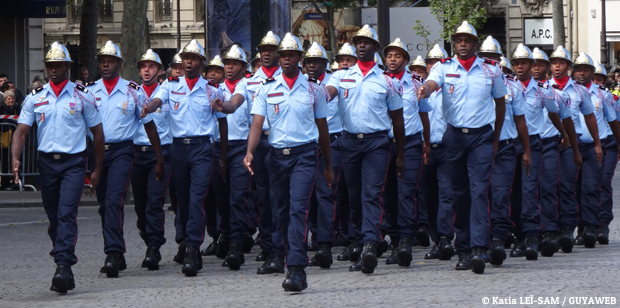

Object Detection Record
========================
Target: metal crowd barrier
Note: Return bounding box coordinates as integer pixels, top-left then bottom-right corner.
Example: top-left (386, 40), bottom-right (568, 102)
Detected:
top-left (0, 116), bottom-right (39, 191)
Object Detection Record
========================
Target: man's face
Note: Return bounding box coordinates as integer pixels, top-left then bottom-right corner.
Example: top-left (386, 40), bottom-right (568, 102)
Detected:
top-left (512, 59), bottom-right (532, 81)
top-left (550, 59), bottom-right (570, 78)
top-left (80, 67), bottom-right (89, 81)
top-left (0, 77), bottom-right (7, 86)
top-left (259, 45), bottom-right (278, 68)
top-left (303, 58), bottom-right (327, 78)
top-left (223, 59), bottom-right (245, 81)
top-left (170, 64), bottom-right (185, 77)
top-left (592, 75), bottom-right (607, 86)
top-left (182, 54), bottom-right (204, 77)
top-left (354, 37), bottom-right (378, 61)
top-left (478, 52), bottom-right (500, 62)
top-left (411, 66), bottom-right (427, 79)
top-left (252, 61), bottom-right (262, 73)
top-left (452, 34), bottom-right (477, 59)
top-left (336, 55), bottom-right (357, 69)
top-left (206, 67), bottom-right (224, 83)
top-left (531, 61), bottom-right (549, 80)
top-left (7, 83), bottom-right (15, 91)
top-left (278, 51), bottom-right (302, 74)
top-left (385, 49), bottom-right (407, 73)
top-left (45, 62), bottom-right (71, 84)
top-left (572, 65), bottom-right (594, 85)
top-left (97, 56), bottom-right (121, 80)
top-left (139, 61), bottom-right (161, 84)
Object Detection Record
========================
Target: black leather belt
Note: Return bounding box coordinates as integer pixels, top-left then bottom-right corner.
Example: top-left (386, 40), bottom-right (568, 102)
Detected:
top-left (431, 143), bottom-right (443, 148)
top-left (39, 151), bottom-right (84, 160)
top-left (271, 142), bottom-right (317, 156)
top-left (391, 133), bottom-right (421, 143)
top-left (449, 124), bottom-right (492, 134)
top-left (172, 136), bottom-right (211, 145)
top-left (330, 133), bottom-right (341, 143)
top-left (343, 130), bottom-right (388, 139)
top-left (104, 140), bottom-right (133, 151)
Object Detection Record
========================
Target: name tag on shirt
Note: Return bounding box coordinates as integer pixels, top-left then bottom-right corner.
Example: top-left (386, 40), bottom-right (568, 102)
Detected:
top-left (34, 101), bottom-right (49, 107)
top-left (171, 91), bottom-right (186, 95)
top-left (341, 79), bottom-right (356, 83)
top-left (268, 92), bottom-right (284, 98)
top-left (446, 74), bottom-right (460, 78)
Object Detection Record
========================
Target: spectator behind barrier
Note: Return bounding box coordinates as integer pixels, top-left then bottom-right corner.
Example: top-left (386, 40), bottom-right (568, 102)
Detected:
top-left (1, 90), bottom-right (20, 190)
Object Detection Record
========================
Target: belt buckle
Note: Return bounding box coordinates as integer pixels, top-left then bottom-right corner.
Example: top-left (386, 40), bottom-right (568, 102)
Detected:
top-left (393, 138), bottom-right (396, 143)
top-left (183, 138), bottom-right (191, 144)
top-left (357, 133), bottom-right (364, 139)
top-left (432, 144), bottom-right (438, 148)
top-left (263, 130), bottom-right (270, 136)
top-left (104, 145), bottom-right (110, 151)
top-left (283, 148), bottom-right (290, 155)
top-left (142, 146), bottom-right (148, 152)
top-left (462, 128), bottom-right (469, 133)
top-left (53, 154), bottom-right (61, 160)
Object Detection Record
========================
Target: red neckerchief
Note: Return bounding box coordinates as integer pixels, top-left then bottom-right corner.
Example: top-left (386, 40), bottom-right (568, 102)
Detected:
top-left (584, 81), bottom-right (592, 89)
top-left (318, 72), bottom-right (326, 82)
top-left (521, 78), bottom-right (531, 89)
top-left (357, 60), bottom-right (375, 77)
top-left (102, 76), bottom-right (120, 95)
top-left (282, 71), bottom-right (300, 90)
top-left (185, 76), bottom-right (200, 91)
top-left (457, 56), bottom-right (476, 72)
top-left (553, 76), bottom-right (570, 90)
top-left (394, 70), bottom-right (405, 80)
top-left (224, 78), bottom-right (242, 94)
top-left (50, 79), bottom-right (69, 97)
top-left (262, 66), bottom-right (279, 79)
top-left (142, 82), bottom-right (158, 98)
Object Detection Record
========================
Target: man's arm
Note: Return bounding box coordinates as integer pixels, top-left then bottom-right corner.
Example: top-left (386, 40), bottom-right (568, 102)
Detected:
top-left (10, 124), bottom-right (31, 183)
top-left (609, 120), bottom-right (620, 146)
top-left (493, 96), bottom-right (506, 154)
top-left (144, 121), bottom-right (165, 182)
top-left (326, 86), bottom-right (339, 102)
top-left (420, 111), bottom-right (431, 164)
top-left (417, 81), bottom-right (439, 100)
top-left (88, 124), bottom-right (105, 194)
top-left (389, 108), bottom-right (406, 177)
top-left (316, 118), bottom-right (333, 188)
top-left (212, 94), bottom-right (246, 114)
top-left (243, 115), bottom-right (265, 175)
top-left (217, 117), bottom-right (229, 182)
top-left (141, 98), bottom-right (163, 118)
top-left (561, 117), bottom-right (583, 168)
top-left (514, 114), bottom-right (531, 175)
top-left (548, 112), bottom-right (570, 147)
top-left (583, 113), bottom-right (602, 165)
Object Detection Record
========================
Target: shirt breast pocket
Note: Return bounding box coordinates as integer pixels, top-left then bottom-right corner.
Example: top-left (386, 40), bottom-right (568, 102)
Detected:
top-left (340, 82), bottom-right (356, 100)
top-left (366, 83), bottom-right (387, 109)
top-left (189, 94), bottom-right (211, 119)
top-left (267, 96), bottom-right (285, 123)
top-left (444, 77), bottom-right (462, 97)
top-left (34, 105), bottom-right (51, 123)
top-left (62, 103), bottom-right (83, 124)
top-left (473, 78), bottom-right (493, 95)
top-left (116, 102), bottom-right (135, 118)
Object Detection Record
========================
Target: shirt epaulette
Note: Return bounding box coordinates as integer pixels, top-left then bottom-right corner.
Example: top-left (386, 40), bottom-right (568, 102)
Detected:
top-left (208, 80), bottom-right (219, 88)
top-left (31, 86), bottom-right (44, 95)
top-left (85, 81), bottom-right (96, 87)
top-left (168, 77), bottom-right (179, 82)
top-left (308, 77), bottom-right (320, 85)
top-left (484, 58), bottom-right (498, 66)
top-left (551, 84), bottom-right (561, 90)
top-left (340, 67), bottom-right (349, 71)
top-left (245, 73), bottom-right (253, 78)
top-left (506, 74), bottom-right (516, 81)
top-left (128, 81), bottom-right (140, 90)
top-left (75, 83), bottom-right (89, 93)
top-left (599, 84), bottom-right (608, 91)
top-left (262, 77), bottom-right (275, 85)
top-left (538, 82), bottom-right (549, 89)
top-left (440, 57), bottom-right (451, 63)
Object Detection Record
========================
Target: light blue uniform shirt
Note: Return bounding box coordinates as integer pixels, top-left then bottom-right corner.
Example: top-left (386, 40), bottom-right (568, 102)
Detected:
top-left (213, 81), bottom-right (250, 142)
top-left (388, 72), bottom-right (432, 138)
top-left (580, 83), bottom-right (616, 143)
top-left (603, 87), bottom-right (619, 137)
top-left (305, 73), bottom-right (343, 135)
top-left (251, 73), bottom-right (328, 148)
top-left (427, 89), bottom-right (447, 144)
top-left (541, 81), bottom-right (571, 138)
top-left (153, 77), bottom-right (226, 138)
top-left (427, 57), bottom-right (507, 128)
top-left (133, 83), bottom-right (172, 146)
top-left (499, 78), bottom-right (527, 141)
top-left (19, 81), bottom-right (102, 153)
top-left (234, 66), bottom-right (282, 131)
top-left (325, 63), bottom-right (404, 134)
top-left (522, 77), bottom-right (571, 137)
top-left (548, 78), bottom-right (595, 135)
top-left (87, 78), bottom-right (152, 143)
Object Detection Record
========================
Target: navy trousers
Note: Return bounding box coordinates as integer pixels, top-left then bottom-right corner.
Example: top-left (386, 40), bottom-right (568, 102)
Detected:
top-left (540, 136), bottom-right (561, 233)
top-left (576, 142), bottom-right (605, 227)
top-left (600, 136), bottom-right (617, 225)
top-left (39, 152), bottom-right (86, 266)
top-left (443, 125), bottom-right (494, 252)
top-left (397, 135), bottom-right (423, 239)
top-left (381, 143), bottom-right (399, 242)
top-left (212, 141), bottom-right (252, 244)
top-left (268, 143), bottom-right (319, 268)
top-left (490, 140), bottom-right (516, 240)
top-left (340, 132), bottom-right (390, 246)
top-left (202, 183), bottom-right (218, 242)
top-left (97, 142), bottom-right (134, 254)
top-left (170, 137), bottom-right (213, 249)
top-left (558, 139), bottom-right (583, 231)
top-left (253, 134), bottom-right (276, 252)
top-left (419, 144), bottom-right (453, 243)
top-left (131, 145), bottom-right (170, 249)
top-left (511, 136), bottom-right (543, 238)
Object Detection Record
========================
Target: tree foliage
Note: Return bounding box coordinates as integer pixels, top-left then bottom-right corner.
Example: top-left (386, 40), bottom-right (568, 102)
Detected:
top-left (416, 0), bottom-right (488, 43)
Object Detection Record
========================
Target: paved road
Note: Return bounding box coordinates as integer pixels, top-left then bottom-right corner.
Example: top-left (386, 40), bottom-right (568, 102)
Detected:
top-left (1, 189), bottom-right (620, 307)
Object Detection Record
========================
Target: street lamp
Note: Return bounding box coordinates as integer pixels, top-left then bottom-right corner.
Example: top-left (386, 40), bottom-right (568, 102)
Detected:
top-left (601, 0), bottom-right (610, 70)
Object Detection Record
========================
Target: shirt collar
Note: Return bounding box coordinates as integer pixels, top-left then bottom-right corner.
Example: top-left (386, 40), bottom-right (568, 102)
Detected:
top-left (94, 78), bottom-right (128, 95)
top-left (274, 73), bottom-right (307, 91)
top-left (350, 62), bottom-right (383, 78)
top-left (43, 80), bottom-right (75, 99)
top-left (400, 71), bottom-right (413, 86)
top-left (255, 66), bottom-right (282, 80)
top-left (525, 76), bottom-right (537, 93)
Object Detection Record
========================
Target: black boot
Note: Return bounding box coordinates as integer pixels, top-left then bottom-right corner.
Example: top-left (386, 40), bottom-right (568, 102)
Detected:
top-left (182, 246), bottom-right (202, 277)
top-left (50, 265), bottom-right (75, 294)
top-left (504, 233), bottom-right (515, 249)
top-left (100, 252), bottom-right (126, 278)
top-left (225, 242), bottom-right (245, 270)
top-left (337, 243), bottom-right (351, 262)
top-left (282, 266), bottom-right (308, 292)
top-left (308, 256), bottom-right (319, 267)
top-left (455, 251), bottom-right (471, 270)
top-left (350, 240), bottom-right (363, 262)
top-left (242, 234), bottom-right (255, 253)
top-left (438, 236), bottom-right (455, 261)
top-left (489, 238), bottom-right (506, 265)
top-left (510, 241), bottom-right (525, 258)
top-left (558, 229), bottom-right (574, 253)
top-left (174, 241), bottom-right (187, 263)
top-left (349, 258), bottom-right (363, 272)
top-left (141, 247), bottom-right (162, 270)
top-left (540, 232), bottom-right (559, 257)
top-left (574, 226), bottom-right (584, 246)
top-left (385, 242), bottom-right (399, 264)
top-left (377, 239), bottom-right (389, 258)
top-left (597, 224), bottom-right (609, 245)
top-left (314, 243), bottom-right (333, 269)
top-left (397, 238), bottom-right (413, 267)
top-left (524, 236), bottom-right (538, 260)
top-left (361, 244), bottom-right (378, 274)
top-left (200, 241), bottom-right (217, 256)
top-left (215, 235), bottom-right (230, 259)
top-left (425, 244), bottom-right (439, 260)
top-left (255, 249), bottom-right (268, 262)
top-left (257, 252), bottom-right (285, 274)
top-left (582, 226), bottom-right (597, 248)
top-left (417, 224), bottom-right (431, 247)
top-left (469, 247), bottom-right (486, 274)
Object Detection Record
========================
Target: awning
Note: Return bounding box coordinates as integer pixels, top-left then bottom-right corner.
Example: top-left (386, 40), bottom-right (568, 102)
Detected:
top-left (1, 0), bottom-right (66, 18)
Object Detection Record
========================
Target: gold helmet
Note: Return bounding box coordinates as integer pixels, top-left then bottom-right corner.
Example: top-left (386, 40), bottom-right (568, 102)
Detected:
top-left (409, 55), bottom-right (427, 69)
top-left (374, 52), bottom-right (385, 69)
top-left (353, 24), bottom-right (380, 47)
top-left (222, 44), bottom-right (248, 65)
top-left (532, 47), bottom-right (550, 65)
top-left (594, 62), bottom-right (608, 78)
top-left (251, 52), bottom-right (261, 65)
top-left (326, 61), bottom-right (333, 73)
top-left (500, 56), bottom-right (513, 72)
top-left (329, 61), bottom-right (339, 71)
top-left (276, 33), bottom-right (304, 54)
top-left (479, 36), bottom-right (502, 55)
top-left (181, 39), bottom-right (207, 60)
top-left (549, 45), bottom-right (571, 64)
top-left (170, 53), bottom-right (183, 67)
top-left (426, 44), bottom-right (448, 60)
top-left (97, 40), bottom-right (122, 61)
top-left (510, 43), bottom-right (535, 62)
top-left (137, 49), bottom-right (163, 69)
top-left (573, 52), bottom-right (595, 69)
top-left (305, 42), bottom-right (328, 60)
top-left (257, 31), bottom-right (281, 50)
top-left (383, 38), bottom-right (410, 62)
top-left (44, 41), bottom-right (72, 63)
top-left (337, 42), bottom-right (357, 58)
top-left (452, 21), bottom-right (478, 42)
top-left (206, 55), bottom-right (225, 69)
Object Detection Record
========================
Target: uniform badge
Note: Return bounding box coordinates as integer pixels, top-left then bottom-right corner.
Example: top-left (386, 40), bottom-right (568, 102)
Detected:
top-left (449, 85), bottom-right (454, 94)
top-left (275, 104), bottom-right (279, 114)
top-left (595, 100), bottom-right (599, 112)
top-left (40, 113), bottom-right (45, 122)
top-left (69, 102), bottom-right (76, 115)
top-left (122, 102), bottom-right (127, 114)
top-left (174, 102), bottom-right (179, 111)
top-left (344, 89), bottom-right (349, 98)
top-left (156, 107), bottom-right (162, 114)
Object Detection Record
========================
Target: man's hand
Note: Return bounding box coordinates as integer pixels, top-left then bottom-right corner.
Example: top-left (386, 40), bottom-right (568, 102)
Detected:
top-left (89, 168), bottom-right (101, 197)
top-left (417, 85), bottom-right (426, 101)
top-left (573, 151), bottom-right (583, 169)
top-left (561, 137), bottom-right (570, 149)
top-left (595, 144), bottom-right (603, 166)
top-left (12, 159), bottom-right (20, 184)
top-left (219, 157), bottom-right (227, 182)
top-left (423, 141), bottom-right (431, 165)
top-left (396, 155), bottom-right (404, 178)
top-left (522, 151), bottom-right (531, 176)
top-left (155, 160), bottom-right (165, 183)
top-left (617, 145), bottom-right (620, 162)
top-left (243, 153), bottom-right (254, 175)
top-left (212, 98), bottom-right (224, 113)
top-left (493, 140), bottom-right (498, 157)
top-left (324, 168), bottom-right (334, 190)
top-left (140, 105), bottom-right (150, 119)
